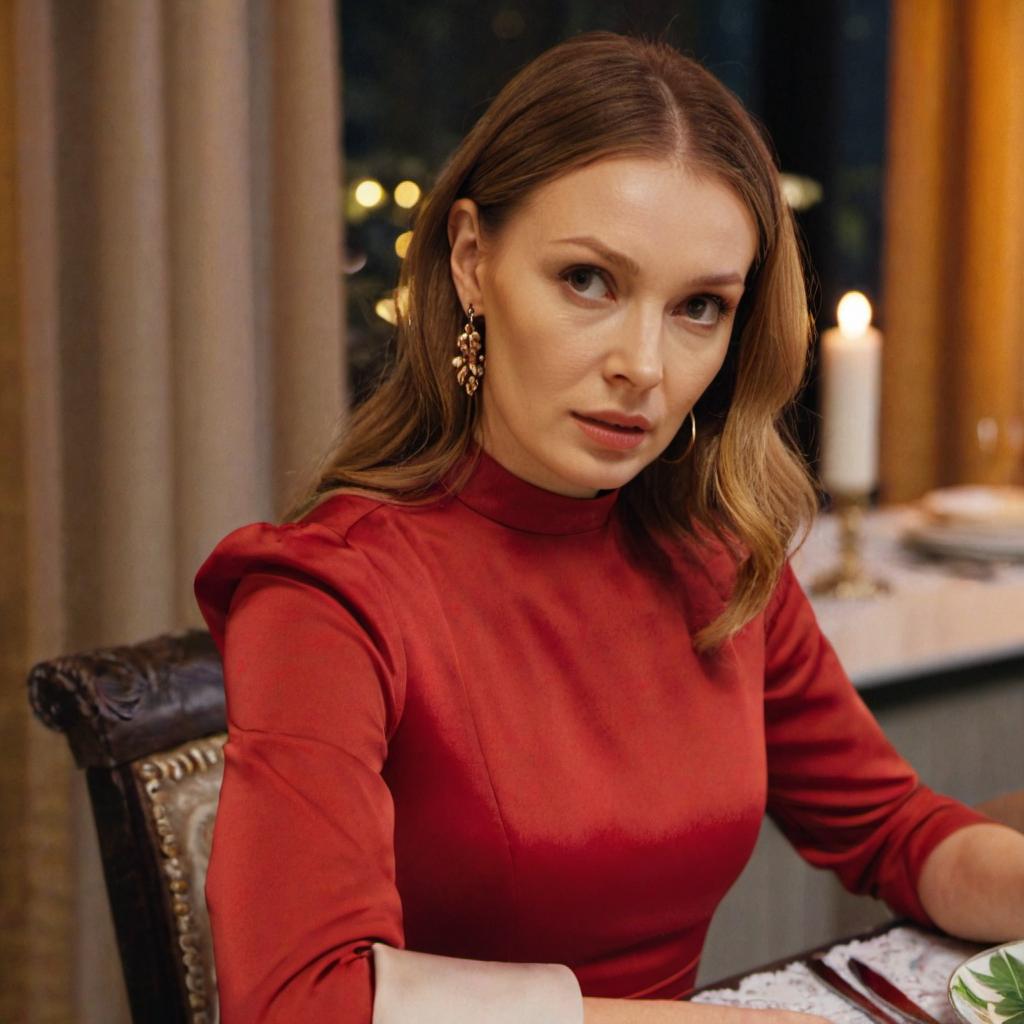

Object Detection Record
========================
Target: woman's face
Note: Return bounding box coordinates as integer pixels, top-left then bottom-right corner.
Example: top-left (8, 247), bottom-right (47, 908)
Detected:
top-left (448, 156), bottom-right (758, 498)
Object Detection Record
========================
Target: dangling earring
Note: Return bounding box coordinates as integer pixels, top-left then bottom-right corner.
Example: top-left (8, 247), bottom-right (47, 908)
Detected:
top-left (660, 410), bottom-right (698, 465)
top-left (452, 304), bottom-right (485, 397)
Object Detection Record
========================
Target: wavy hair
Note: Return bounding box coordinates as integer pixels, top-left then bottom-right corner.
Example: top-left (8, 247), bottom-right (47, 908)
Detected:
top-left (286, 31), bottom-right (820, 652)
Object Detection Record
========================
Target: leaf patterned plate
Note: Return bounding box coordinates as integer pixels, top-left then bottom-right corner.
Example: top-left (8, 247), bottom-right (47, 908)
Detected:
top-left (949, 940), bottom-right (1024, 1024)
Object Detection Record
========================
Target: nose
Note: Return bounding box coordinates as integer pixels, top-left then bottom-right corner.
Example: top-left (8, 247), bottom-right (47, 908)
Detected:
top-left (602, 307), bottom-right (664, 390)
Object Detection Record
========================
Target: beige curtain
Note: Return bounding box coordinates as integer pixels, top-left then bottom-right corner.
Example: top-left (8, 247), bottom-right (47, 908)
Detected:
top-left (2, 1), bottom-right (346, 1020)
top-left (881, 0), bottom-right (1024, 502)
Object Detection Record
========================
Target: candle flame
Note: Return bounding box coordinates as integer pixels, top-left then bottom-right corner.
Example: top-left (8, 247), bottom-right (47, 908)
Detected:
top-left (837, 291), bottom-right (872, 337)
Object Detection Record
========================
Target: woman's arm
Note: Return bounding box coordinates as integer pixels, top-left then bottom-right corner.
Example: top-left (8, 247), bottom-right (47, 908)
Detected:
top-left (917, 822), bottom-right (1024, 941)
top-left (583, 998), bottom-right (831, 1024)
top-left (760, 564), bottom-right (994, 923)
top-left (587, 826), bottom-right (1024, 1024)
top-left (592, 824), bottom-right (1024, 1024)
top-left (196, 522), bottom-right (597, 1022)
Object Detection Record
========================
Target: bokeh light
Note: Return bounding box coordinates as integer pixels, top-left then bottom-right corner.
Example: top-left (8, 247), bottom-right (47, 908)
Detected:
top-left (394, 180), bottom-right (421, 209)
top-left (354, 178), bottom-right (386, 208)
top-left (394, 231), bottom-right (413, 258)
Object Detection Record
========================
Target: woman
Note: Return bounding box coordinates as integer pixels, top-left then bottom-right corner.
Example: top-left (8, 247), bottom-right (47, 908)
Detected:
top-left (194, 31), bottom-right (1024, 1024)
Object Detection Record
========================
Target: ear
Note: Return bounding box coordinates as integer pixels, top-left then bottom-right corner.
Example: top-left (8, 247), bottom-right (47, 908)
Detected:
top-left (447, 198), bottom-right (487, 315)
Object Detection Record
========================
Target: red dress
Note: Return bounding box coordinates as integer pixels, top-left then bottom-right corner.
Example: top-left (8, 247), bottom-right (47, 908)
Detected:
top-left (194, 445), bottom-right (988, 1021)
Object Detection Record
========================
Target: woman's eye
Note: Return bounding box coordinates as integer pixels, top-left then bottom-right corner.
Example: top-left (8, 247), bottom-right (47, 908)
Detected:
top-left (682, 295), bottom-right (726, 325)
top-left (559, 272), bottom-right (729, 322)
top-left (563, 267), bottom-right (611, 301)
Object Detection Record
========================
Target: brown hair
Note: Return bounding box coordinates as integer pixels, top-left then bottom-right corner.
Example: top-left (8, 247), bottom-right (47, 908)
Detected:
top-left (286, 31), bottom-right (820, 652)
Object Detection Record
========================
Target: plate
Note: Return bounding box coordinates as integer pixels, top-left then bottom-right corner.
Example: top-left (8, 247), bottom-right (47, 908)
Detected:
top-left (903, 521), bottom-right (1024, 561)
top-left (948, 939), bottom-right (1024, 1024)
top-left (921, 486), bottom-right (1024, 529)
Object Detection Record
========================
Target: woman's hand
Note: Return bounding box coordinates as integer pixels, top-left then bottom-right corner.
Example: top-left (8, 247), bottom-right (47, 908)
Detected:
top-left (917, 822), bottom-right (1024, 941)
top-left (583, 997), bottom-right (833, 1024)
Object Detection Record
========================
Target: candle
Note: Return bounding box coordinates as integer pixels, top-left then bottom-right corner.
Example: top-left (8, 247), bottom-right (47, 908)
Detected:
top-left (820, 291), bottom-right (882, 495)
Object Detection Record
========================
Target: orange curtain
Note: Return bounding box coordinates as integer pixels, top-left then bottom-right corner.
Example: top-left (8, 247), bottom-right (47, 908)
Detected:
top-left (881, 0), bottom-right (1024, 503)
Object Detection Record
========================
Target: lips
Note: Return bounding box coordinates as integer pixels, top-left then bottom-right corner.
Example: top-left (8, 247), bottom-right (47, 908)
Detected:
top-left (579, 415), bottom-right (641, 433)
top-left (572, 413), bottom-right (649, 451)
top-left (573, 412), bottom-right (651, 432)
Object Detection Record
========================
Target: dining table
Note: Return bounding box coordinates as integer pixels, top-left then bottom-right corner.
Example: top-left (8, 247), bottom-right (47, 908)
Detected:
top-left (691, 920), bottom-right (985, 1024)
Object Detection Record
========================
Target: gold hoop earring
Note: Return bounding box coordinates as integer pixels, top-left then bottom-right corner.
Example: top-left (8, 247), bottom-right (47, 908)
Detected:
top-left (660, 410), bottom-right (697, 465)
top-left (452, 304), bottom-right (485, 397)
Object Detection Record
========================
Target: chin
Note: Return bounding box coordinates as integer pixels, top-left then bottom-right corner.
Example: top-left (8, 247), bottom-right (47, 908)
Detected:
top-left (561, 449), bottom-right (646, 493)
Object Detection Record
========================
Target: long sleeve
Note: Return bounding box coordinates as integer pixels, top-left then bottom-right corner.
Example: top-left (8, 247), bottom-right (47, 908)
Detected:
top-left (194, 518), bottom-right (583, 1023)
top-left (762, 562), bottom-right (992, 923)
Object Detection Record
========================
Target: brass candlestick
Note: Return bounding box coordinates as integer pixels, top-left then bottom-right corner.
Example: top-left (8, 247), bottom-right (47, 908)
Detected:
top-left (810, 491), bottom-right (890, 599)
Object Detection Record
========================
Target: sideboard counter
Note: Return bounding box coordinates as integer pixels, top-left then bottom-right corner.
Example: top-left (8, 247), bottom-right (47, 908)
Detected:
top-left (791, 506), bottom-right (1024, 689)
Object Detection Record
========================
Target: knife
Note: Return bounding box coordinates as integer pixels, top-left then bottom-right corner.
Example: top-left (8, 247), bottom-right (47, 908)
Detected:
top-left (803, 957), bottom-right (904, 1024)
top-left (848, 957), bottom-right (943, 1024)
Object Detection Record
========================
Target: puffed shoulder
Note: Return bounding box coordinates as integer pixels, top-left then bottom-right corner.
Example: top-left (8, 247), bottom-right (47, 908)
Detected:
top-left (193, 498), bottom-right (393, 656)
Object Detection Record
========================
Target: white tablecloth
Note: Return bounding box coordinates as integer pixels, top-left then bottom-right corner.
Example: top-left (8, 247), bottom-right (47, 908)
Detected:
top-left (693, 925), bottom-right (982, 1021)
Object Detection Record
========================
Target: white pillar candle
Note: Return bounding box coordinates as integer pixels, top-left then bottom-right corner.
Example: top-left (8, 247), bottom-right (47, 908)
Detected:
top-left (820, 291), bottom-right (882, 494)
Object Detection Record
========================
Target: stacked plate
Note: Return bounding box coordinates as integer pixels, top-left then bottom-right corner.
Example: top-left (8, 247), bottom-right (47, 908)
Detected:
top-left (903, 485), bottom-right (1024, 562)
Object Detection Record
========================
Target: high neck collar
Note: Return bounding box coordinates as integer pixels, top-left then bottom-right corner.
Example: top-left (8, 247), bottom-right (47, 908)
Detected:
top-left (445, 444), bottom-right (620, 535)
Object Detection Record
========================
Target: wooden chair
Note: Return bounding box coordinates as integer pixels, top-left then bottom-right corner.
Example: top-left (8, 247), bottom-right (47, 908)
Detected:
top-left (977, 791), bottom-right (1024, 834)
top-left (28, 630), bottom-right (225, 1024)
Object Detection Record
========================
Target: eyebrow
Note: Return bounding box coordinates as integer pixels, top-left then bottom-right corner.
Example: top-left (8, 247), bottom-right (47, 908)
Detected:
top-left (552, 235), bottom-right (746, 288)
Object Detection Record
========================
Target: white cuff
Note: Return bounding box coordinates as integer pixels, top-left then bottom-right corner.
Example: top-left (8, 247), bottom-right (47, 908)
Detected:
top-left (370, 942), bottom-right (583, 1024)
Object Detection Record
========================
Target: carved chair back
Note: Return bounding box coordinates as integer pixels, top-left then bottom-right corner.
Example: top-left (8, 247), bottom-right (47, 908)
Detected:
top-left (28, 630), bottom-right (225, 1024)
